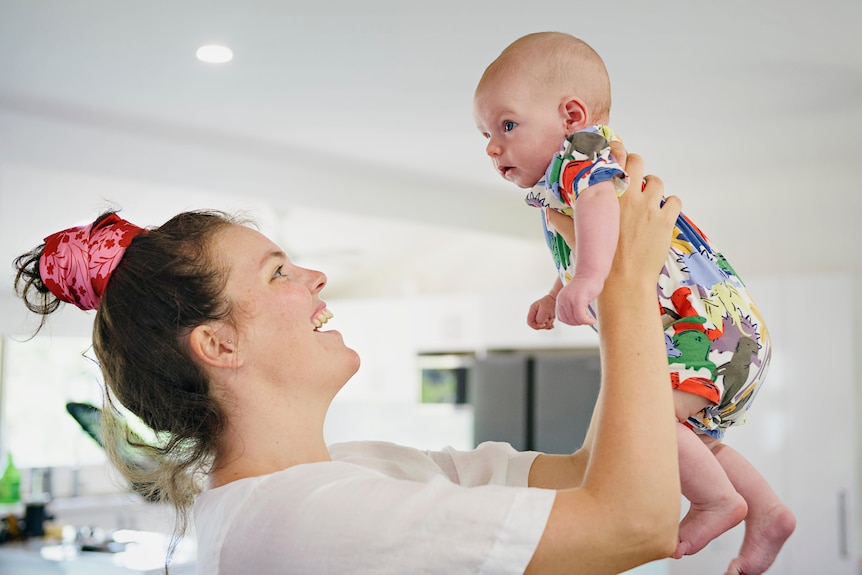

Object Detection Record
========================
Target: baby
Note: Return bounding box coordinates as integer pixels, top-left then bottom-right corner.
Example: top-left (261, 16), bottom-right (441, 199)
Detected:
top-left (473, 31), bottom-right (795, 575)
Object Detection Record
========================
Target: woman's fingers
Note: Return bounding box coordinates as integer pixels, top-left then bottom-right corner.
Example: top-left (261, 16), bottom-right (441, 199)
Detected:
top-left (661, 193), bottom-right (682, 217)
top-left (610, 139), bottom-right (627, 171)
top-left (616, 160), bottom-right (681, 279)
top-left (548, 149), bottom-right (680, 280)
top-left (621, 153), bottom-right (643, 192)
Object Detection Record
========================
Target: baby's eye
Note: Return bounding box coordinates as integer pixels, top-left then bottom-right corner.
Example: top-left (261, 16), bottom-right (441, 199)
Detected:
top-left (503, 121), bottom-right (516, 132)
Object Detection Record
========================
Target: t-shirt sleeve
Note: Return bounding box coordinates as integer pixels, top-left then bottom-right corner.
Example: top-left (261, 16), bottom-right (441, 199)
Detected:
top-left (218, 462), bottom-right (555, 575)
top-left (424, 441), bottom-right (542, 487)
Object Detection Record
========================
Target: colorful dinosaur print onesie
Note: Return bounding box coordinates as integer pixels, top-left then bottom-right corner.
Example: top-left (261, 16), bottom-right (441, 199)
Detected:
top-left (527, 125), bottom-right (770, 438)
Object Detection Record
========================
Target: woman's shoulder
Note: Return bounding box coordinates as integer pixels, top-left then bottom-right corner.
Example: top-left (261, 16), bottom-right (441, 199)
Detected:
top-left (329, 440), bottom-right (451, 481)
top-left (328, 439), bottom-right (425, 460)
top-left (196, 442), bottom-right (440, 512)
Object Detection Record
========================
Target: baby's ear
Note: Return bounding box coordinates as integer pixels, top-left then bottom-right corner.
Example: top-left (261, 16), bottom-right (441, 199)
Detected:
top-left (561, 97), bottom-right (589, 132)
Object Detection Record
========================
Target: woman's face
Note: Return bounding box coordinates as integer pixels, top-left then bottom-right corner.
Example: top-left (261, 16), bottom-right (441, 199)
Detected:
top-left (215, 224), bottom-right (360, 394)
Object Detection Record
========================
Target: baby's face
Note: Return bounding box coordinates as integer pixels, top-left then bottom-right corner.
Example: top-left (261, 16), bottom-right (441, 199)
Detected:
top-left (473, 76), bottom-right (568, 188)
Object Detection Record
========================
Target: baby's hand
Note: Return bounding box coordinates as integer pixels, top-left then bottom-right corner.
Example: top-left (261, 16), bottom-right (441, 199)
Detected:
top-left (555, 278), bottom-right (602, 326)
top-left (527, 294), bottom-right (557, 330)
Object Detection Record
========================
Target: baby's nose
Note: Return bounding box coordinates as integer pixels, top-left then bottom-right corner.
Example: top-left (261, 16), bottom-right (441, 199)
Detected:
top-left (485, 139), bottom-right (501, 157)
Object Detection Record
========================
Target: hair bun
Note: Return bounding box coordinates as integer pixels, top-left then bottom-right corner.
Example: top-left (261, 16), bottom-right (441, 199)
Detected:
top-left (39, 213), bottom-right (147, 310)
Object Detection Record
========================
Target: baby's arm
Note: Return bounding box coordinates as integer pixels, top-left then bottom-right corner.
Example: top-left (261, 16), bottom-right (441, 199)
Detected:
top-left (527, 277), bottom-right (563, 330)
top-left (555, 179), bottom-right (620, 326)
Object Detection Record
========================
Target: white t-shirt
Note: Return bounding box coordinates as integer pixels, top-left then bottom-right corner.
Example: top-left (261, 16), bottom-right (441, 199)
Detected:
top-left (194, 440), bottom-right (556, 574)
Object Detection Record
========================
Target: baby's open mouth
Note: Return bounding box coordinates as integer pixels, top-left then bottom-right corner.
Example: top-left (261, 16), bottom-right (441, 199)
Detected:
top-left (313, 308), bottom-right (333, 331)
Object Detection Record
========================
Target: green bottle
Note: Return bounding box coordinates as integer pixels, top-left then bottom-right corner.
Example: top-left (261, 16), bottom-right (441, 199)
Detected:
top-left (0, 453), bottom-right (21, 504)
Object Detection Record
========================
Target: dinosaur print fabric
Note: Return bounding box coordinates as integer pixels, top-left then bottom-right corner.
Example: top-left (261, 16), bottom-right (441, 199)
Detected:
top-left (529, 125), bottom-right (770, 438)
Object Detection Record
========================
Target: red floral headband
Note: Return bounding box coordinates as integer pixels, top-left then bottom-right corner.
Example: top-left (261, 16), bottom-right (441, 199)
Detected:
top-left (38, 214), bottom-right (147, 310)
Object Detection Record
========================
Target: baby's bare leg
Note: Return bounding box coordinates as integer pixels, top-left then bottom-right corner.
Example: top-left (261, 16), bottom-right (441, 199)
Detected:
top-left (703, 439), bottom-right (796, 575)
top-left (673, 391), bottom-right (747, 559)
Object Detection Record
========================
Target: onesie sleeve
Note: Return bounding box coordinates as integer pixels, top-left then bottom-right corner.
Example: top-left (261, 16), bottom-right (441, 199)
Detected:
top-left (557, 130), bottom-right (628, 202)
top-left (214, 462), bottom-right (555, 575)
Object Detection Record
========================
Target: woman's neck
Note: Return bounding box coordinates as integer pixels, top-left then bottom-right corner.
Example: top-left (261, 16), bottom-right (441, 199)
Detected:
top-left (208, 390), bottom-right (333, 488)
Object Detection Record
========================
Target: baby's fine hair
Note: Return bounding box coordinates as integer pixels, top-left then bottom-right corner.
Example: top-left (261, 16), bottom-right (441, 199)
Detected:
top-left (14, 210), bottom-right (241, 566)
top-left (479, 31), bottom-right (612, 123)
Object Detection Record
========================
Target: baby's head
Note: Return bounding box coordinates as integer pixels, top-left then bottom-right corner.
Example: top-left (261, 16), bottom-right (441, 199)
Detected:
top-left (473, 32), bottom-right (611, 188)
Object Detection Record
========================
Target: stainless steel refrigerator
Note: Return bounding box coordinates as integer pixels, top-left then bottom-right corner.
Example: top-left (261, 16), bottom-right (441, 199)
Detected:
top-left (470, 349), bottom-right (601, 454)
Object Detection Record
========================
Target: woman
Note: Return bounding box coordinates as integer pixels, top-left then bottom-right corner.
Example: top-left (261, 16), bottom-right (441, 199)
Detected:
top-left (14, 153), bottom-right (681, 574)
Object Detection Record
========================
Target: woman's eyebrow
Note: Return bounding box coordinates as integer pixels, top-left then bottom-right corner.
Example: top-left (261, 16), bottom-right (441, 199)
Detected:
top-left (259, 250), bottom-right (287, 267)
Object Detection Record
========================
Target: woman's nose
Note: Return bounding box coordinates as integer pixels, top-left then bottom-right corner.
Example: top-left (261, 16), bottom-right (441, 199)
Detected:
top-left (306, 268), bottom-right (327, 293)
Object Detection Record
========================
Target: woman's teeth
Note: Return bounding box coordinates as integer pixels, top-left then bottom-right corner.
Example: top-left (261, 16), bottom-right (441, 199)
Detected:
top-left (312, 309), bottom-right (334, 330)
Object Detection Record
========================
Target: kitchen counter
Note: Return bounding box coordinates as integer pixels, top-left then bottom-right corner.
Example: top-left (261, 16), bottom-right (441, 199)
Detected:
top-left (0, 530), bottom-right (195, 574)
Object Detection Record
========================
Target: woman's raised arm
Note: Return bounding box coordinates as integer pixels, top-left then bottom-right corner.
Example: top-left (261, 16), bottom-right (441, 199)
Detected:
top-left (526, 154), bottom-right (682, 575)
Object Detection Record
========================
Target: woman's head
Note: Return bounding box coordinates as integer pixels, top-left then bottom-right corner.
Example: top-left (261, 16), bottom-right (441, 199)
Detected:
top-left (14, 209), bottom-right (358, 550)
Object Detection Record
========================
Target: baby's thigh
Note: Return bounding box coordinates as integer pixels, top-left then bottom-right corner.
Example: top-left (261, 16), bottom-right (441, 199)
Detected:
top-left (673, 388), bottom-right (712, 423)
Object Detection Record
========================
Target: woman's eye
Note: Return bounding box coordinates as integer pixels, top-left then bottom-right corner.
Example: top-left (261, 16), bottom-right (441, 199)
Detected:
top-left (503, 121), bottom-right (516, 132)
top-left (273, 265), bottom-right (285, 279)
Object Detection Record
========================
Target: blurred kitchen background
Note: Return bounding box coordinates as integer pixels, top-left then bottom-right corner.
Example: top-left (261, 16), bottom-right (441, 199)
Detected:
top-left (0, 1), bottom-right (860, 573)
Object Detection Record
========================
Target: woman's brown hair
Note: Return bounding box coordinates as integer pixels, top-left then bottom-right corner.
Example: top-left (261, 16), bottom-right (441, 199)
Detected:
top-left (14, 210), bottom-right (240, 572)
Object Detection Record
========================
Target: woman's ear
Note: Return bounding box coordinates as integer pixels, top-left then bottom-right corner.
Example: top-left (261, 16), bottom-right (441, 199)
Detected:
top-left (561, 97), bottom-right (589, 132)
top-left (189, 324), bottom-right (241, 368)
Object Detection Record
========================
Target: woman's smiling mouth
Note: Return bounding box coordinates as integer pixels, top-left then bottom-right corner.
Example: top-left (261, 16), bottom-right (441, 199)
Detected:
top-left (312, 308), bottom-right (333, 331)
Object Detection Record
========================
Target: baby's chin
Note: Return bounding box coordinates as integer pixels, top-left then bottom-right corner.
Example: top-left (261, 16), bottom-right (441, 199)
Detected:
top-left (501, 165), bottom-right (543, 188)
top-left (513, 176), bottom-right (541, 188)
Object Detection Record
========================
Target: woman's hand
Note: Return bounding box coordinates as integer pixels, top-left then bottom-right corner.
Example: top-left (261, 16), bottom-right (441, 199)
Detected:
top-left (527, 150), bottom-right (682, 575)
top-left (610, 153), bottom-right (680, 285)
top-left (609, 139), bottom-right (627, 171)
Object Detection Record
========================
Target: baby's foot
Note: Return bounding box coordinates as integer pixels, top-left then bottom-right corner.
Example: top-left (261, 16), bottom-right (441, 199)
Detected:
top-left (674, 492), bottom-right (747, 559)
top-left (723, 502), bottom-right (796, 575)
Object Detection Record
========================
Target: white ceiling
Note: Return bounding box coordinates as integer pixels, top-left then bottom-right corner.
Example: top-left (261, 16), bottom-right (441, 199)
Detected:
top-left (1, 0), bottom-right (861, 302)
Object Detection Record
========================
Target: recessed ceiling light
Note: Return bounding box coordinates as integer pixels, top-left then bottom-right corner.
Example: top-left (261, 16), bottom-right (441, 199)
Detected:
top-left (196, 44), bottom-right (233, 64)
